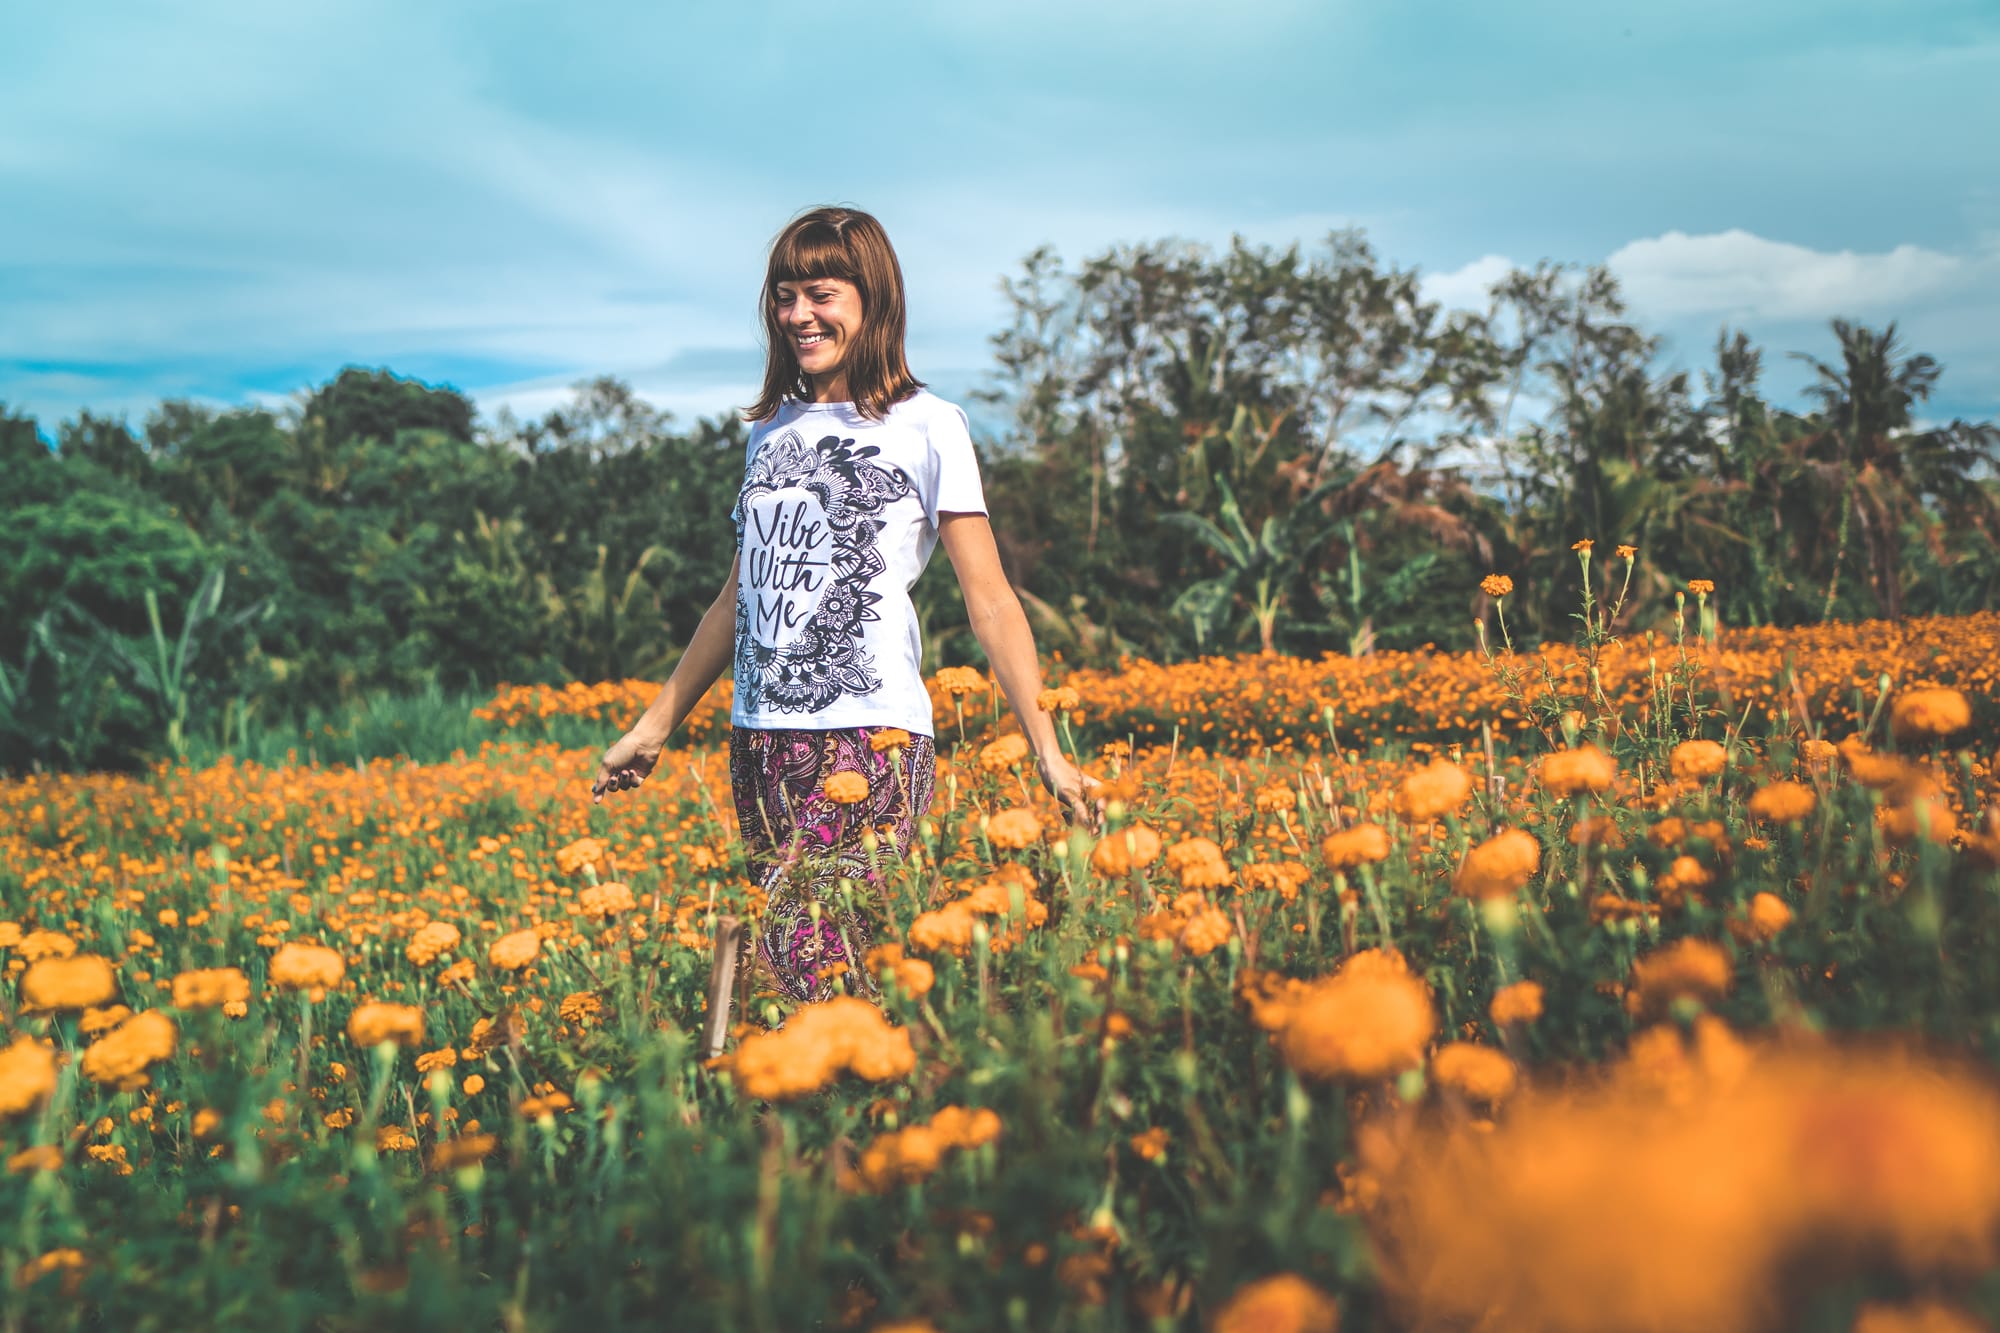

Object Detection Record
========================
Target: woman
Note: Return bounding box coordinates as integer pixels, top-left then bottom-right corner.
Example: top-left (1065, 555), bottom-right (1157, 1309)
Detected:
top-left (590, 205), bottom-right (1099, 1007)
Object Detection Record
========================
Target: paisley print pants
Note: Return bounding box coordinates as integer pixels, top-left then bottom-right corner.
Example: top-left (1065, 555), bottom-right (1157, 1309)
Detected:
top-left (728, 725), bottom-right (936, 1006)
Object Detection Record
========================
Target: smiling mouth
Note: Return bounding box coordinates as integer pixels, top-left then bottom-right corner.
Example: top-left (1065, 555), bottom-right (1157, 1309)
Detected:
top-left (796, 333), bottom-right (829, 349)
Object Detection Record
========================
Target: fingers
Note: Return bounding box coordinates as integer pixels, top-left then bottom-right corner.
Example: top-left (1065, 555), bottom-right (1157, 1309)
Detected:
top-left (590, 764), bottom-right (645, 804)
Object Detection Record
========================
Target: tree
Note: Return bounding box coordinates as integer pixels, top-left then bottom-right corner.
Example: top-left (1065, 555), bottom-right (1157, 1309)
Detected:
top-left (1791, 321), bottom-right (2000, 620)
top-left (303, 366), bottom-right (476, 450)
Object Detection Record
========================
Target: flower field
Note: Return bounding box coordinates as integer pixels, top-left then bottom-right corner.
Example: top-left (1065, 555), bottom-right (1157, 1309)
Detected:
top-left (6, 607), bottom-right (2000, 1330)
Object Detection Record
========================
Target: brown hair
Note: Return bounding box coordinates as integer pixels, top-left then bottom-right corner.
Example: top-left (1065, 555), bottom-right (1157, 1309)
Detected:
top-left (744, 206), bottom-right (923, 422)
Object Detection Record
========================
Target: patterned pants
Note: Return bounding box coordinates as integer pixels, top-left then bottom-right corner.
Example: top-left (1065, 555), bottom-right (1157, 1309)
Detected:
top-left (728, 726), bottom-right (936, 1005)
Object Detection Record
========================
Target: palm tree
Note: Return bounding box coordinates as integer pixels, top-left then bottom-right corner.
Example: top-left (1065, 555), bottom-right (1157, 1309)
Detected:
top-left (1791, 321), bottom-right (2000, 619)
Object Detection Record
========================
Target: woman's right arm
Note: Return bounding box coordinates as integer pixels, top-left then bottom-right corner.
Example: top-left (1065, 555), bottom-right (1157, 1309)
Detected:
top-left (591, 552), bottom-right (739, 802)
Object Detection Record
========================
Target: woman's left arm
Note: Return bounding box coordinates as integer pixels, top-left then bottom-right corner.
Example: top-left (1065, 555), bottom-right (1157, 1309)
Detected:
top-left (938, 512), bottom-right (1101, 828)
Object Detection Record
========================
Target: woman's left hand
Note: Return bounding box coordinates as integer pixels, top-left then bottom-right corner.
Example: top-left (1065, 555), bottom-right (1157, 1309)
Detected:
top-left (1036, 752), bottom-right (1105, 833)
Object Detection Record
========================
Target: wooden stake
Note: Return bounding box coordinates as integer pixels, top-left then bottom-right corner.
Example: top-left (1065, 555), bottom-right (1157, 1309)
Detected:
top-left (703, 915), bottom-right (747, 1059)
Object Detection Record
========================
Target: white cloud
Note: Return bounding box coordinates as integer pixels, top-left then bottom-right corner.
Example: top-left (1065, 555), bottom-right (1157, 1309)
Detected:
top-left (1605, 229), bottom-right (1975, 320)
top-left (1421, 254), bottom-right (1514, 310)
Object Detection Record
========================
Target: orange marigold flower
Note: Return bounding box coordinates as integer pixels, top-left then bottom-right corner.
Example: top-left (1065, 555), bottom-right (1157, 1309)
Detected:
top-left (348, 1002), bottom-right (425, 1048)
top-left (1394, 758), bottom-right (1473, 822)
top-left (405, 921), bottom-right (461, 967)
top-left (520, 1090), bottom-right (574, 1118)
top-left (0, 1037), bottom-right (59, 1119)
top-left (1489, 980), bottom-right (1544, 1027)
top-left (1241, 861), bottom-right (1311, 901)
top-left (1453, 829), bottom-right (1541, 900)
top-left (1629, 938), bottom-right (1732, 1018)
top-left (1480, 573), bottom-right (1514, 598)
top-left (1321, 823), bottom-right (1391, 870)
top-left (1851, 1301), bottom-right (1991, 1333)
top-left (1891, 688), bottom-right (1972, 744)
top-left (824, 770), bottom-right (871, 805)
top-left (1657, 854), bottom-right (1716, 905)
top-left (1165, 836), bottom-right (1225, 875)
top-left (978, 734), bottom-right (1031, 773)
top-left (557, 991), bottom-right (603, 1024)
top-left (1090, 823), bottom-right (1163, 877)
top-left (1212, 1272), bottom-right (1341, 1333)
top-left (908, 901), bottom-right (978, 953)
top-left (462, 1074), bottom-right (486, 1096)
top-left (487, 929), bottom-right (541, 971)
top-left (1037, 685), bottom-right (1081, 713)
top-left (1537, 745), bottom-right (1618, 798)
top-left (1688, 578), bottom-right (1715, 596)
top-left (269, 942), bottom-right (346, 993)
top-left (727, 997), bottom-right (916, 1101)
top-left (16, 1248), bottom-right (86, 1291)
top-left (1255, 783), bottom-right (1298, 815)
top-left (1167, 837), bottom-right (1233, 891)
top-left (171, 967), bottom-right (249, 1011)
top-left (934, 666), bottom-right (985, 697)
top-left (428, 1132), bottom-right (497, 1172)
top-left (1567, 815), bottom-right (1626, 848)
top-left (1571, 539), bottom-right (1594, 553)
top-left (1277, 949), bottom-right (1434, 1082)
top-left (578, 881), bottom-right (636, 916)
top-left (16, 930), bottom-right (77, 961)
top-left (1180, 906), bottom-right (1235, 957)
top-left (1837, 736), bottom-right (1936, 797)
top-left (887, 956), bottom-right (935, 997)
top-left (1431, 1041), bottom-right (1519, 1104)
top-left (1799, 737), bottom-right (1839, 767)
top-left (554, 837), bottom-right (608, 877)
top-left (20, 954), bottom-right (116, 1012)
top-left (851, 1124), bottom-right (945, 1192)
top-left (1616, 544), bottom-right (1637, 560)
top-left (79, 1004), bottom-right (131, 1038)
top-left (376, 1125), bottom-right (417, 1152)
top-left (415, 1047), bottom-right (458, 1074)
top-left (929, 1104), bottom-right (1002, 1150)
top-left (1129, 1127), bottom-right (1170, 1161)
top-left (8, 1144), bottom-right (61, 1174)
top-left (1878, 794), bottom-right (1959, 846)
top-left (1669, 739), bottom-right (1728, 782)
top-left (867, 727), bottom-right (912, 752)
top-left (80, 1010), bottom-right (177, 1090)
top-left (985, 808), bottom-right (1044, 851)
top-left (1178, 857), bottom-right (1235, 892)
top-left (1747, 780), bottom-right (1816, 824)
top-left (1743, 892), bottom-right (1793, 942)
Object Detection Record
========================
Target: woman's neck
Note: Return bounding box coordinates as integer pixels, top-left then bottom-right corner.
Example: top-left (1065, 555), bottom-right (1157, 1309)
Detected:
top-left (806, 371), bottom-right (851, 404)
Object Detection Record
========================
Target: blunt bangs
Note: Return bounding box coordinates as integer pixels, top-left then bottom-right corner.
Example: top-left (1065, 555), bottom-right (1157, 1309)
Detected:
top-left (767, 222), bottom-right (864, 293)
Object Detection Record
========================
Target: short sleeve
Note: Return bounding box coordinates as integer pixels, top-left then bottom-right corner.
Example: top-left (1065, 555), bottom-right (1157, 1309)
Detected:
top-left (924, 399), bottom-right (987, 525)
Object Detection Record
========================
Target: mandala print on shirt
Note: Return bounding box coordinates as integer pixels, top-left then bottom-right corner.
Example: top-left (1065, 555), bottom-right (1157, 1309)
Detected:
top-left (733, 429), bottom-right (914, 715)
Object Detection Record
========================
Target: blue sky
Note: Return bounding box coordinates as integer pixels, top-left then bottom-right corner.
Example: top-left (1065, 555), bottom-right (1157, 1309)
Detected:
top-left (4, 0), bottom-right (1997, 437)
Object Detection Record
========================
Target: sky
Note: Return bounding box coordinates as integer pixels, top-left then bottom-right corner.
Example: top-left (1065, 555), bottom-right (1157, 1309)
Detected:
top-left (4, 0), bottom-right (1997, 440)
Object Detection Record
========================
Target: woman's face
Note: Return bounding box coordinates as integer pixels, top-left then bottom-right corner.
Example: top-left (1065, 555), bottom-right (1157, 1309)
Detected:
top-left (774, 276), bottom-right (864, 398)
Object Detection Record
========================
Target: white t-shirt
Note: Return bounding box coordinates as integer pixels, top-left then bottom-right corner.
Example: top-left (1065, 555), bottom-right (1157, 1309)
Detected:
top-left (730, 390), bottom-right (987, 736)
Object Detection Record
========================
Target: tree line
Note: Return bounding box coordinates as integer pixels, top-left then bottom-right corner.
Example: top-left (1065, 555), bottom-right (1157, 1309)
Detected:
top-left (4, 229), bottom-right (1996, 771)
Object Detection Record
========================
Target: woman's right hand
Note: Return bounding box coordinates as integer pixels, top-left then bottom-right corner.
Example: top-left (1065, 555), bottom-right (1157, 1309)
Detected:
top-left (591, 729), bottom-right (664, 804)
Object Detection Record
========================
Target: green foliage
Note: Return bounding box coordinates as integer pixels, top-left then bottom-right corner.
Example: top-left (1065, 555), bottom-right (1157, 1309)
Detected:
top-left (0, 606), bottom-right (137, 772)
top-left (4, 230), bottom-right (1998, 772)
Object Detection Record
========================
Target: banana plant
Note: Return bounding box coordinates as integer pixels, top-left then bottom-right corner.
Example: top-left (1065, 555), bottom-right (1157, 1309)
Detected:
top-left (0, 608), bottom-right (116, 771)
top-left (108, 568), bottom-right (270, 760)
top-left (1166, 475), bottom-right (1343, 655)
top-left (563, 543), bottom-right (667, 681)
